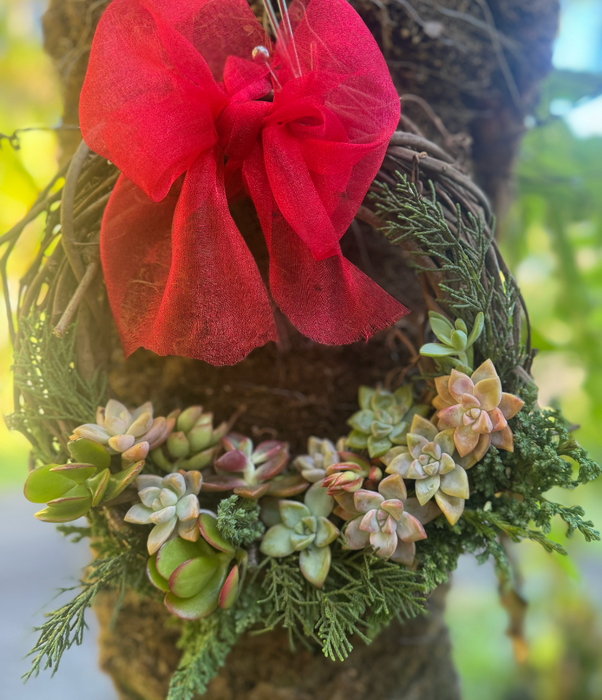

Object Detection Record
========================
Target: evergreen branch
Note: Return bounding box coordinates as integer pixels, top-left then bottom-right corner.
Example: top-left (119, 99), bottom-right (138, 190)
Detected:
top-left (23, 544), bottom-right (141, 681)
top-left (167, 585), bottom-right (263, 700)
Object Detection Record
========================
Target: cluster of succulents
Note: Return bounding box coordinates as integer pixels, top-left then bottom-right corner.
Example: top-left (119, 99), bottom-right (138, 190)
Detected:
top-left (24, 438), bottom-right (142, 522)
top-left (150, 406), bottom-right (228, 472)
top-left (346, 385), bottom-right (429, 458)
top-left (25, 350), bottom-right (525, 619)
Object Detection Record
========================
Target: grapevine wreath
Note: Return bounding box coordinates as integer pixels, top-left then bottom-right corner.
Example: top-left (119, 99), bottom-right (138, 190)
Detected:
top-left (3, 0), bottom-right (600, 698)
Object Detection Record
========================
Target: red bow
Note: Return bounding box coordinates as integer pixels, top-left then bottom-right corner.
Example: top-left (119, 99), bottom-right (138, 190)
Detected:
top-left (80, 0), bottom-right (407, 365)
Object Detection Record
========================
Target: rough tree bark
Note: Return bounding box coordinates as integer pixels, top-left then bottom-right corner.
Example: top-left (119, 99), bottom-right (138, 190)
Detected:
top-left (40, 1), bottom-right (559, 698)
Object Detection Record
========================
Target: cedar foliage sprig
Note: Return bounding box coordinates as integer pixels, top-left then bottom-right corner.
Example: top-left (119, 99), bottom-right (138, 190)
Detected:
top-left (259, 548), bottom-right (427, 662)
top-left (167, 585), bottom-right (264, 700)
top-left (23, 520), bottom-right (147, 681)
top-left (371, 175), bottom-right (525, 382)
top-left (8, 311), bottom-right (106, 464)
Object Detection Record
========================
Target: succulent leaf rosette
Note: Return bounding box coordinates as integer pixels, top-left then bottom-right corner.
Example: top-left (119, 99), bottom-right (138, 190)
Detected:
top-left (24, 438), bottom-right (143, 522)
top-left (150, 406), bottom-right (228, 472)
top-left (147, 514), bottom-right (247, 620)
top-left (433, 360), bottom-right (525, 461)
top-left (346, 385), bottom-right (430, 458)
top-left (124, 471), bottom-right (202, 554)
top-left (71, 399), bottom-right (174, 463)
top-left (341, 474), bottom-right (427, 565)
top-left (321, 452), bottom-right (382, 496)
top-left (381, 415), bottom-right (476, 525)
top-left (294, 437), bottom-right (340, 483)
top-left (203, 434), bottom-right (301, 499)
top-left (420, 311), bottom-right (484, 372)
top-left (260, 483), bottom-right (340, 588)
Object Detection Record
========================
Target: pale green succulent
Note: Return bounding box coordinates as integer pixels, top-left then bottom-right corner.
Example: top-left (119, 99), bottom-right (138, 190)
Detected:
top-left (260, 482), bottom-right (339, 588)
top-left (346, 385), bottom-right (430, 458)
top-left (150, 406), bottom-right (228, 472)
top-left (124, 470), bottom-right (203, 554)
top-left (419, 311), bottom-right (484, 372)
top-left (293, 436), bottom-right (339, 483)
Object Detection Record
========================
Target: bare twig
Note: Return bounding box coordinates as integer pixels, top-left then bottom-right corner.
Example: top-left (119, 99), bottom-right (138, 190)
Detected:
top-left (53, 260), bottom-right (100, 338)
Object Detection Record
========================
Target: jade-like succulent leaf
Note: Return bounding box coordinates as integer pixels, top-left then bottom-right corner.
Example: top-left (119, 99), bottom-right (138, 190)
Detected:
top-left (315, 517), bottom-right (339, 547)
top-left (218, 565), bottom-right (240, 610)
top-left (87, 468), bottom-right (111, 506)
top-left (165, 560), bottom-right (229, 620)
top-left (155, 538), bottom-right (202, 580)
top-left (50, 463), bottom-right (97, 484)
top-left (428, 313), bottom-right (454, 344)
top-left (198, 513), bottom-right (235, 553)
top-left (367, 435), bottom-right (392, 458)
top-left (279, 500), bottom-right (311, 529)
top-left (345, 430), bottom-right (369, 449)
top-left (68, 438), bottom-right (111, 470)
top-left (466, 312), bottom-right (484, 347)
top-left (34, 497), bottom-right (92, 523)
top-left (299, 545), bottom-right (332, 588)
top-left (104, 461), bottom-right (144, 502)
top-left (358, 386), bottom-right (375, 410)
top-left (304, 483), bottom-right (333, 518)
top-left (347, 409), bottom-right (374, 433)
top-left (168, 555), bottom-right (219, 598)
top-left (146, 554), bottom-right (170, 592)
top-left (24, 464), bottom-right (72, 504)
top-left (420, 343), bottom-right (458, 358)
top-left (260, 524), bottom-right (295, 557)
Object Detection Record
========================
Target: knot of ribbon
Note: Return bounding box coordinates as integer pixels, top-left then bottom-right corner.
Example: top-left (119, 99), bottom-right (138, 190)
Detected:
top-left (80, 0), bottom-right (408, 365)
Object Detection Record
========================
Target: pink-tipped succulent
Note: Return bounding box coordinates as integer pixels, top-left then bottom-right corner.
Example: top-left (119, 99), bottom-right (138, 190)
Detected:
top-left (342, 474), bottom-right (427, 566)
top-left (321, 453), bottom-right (382, 497)
top-left (294, 437), bottom-right (339, 483)
top-left (71, 399), bottom-right (175, 463)
top-left (433, 360), bottom-right (524, 462)
top-left (381, 414), bottom-right (477, 525)
top-left (147, 514), bottom-right (247, 620)
top-left (202, 434), bottom-right (290, 499)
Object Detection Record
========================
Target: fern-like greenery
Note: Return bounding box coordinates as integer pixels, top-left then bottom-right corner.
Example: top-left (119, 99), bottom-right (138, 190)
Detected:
top-left (23, 516), bottom-right (148, 681)
top-left (259, 547), bottom-right (427, 662)
top-left (167, 584), bottom-right (265, 700)
top-left (372, 175), bottom-right (525, 384)
top-left (8, 311), bottom-right (106, 464)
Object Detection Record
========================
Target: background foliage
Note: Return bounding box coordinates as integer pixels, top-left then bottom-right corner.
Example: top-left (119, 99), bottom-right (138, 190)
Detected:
top-left (0, 0), bottom-right (601, 698)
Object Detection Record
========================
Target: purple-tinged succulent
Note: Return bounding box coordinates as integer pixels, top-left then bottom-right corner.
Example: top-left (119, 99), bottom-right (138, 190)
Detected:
top-left (341, 474), bottom-right (426, 566)
top-left (321, 452), bottom-right (381, 496)
top-left (202, 434), bottom-right (290, 499)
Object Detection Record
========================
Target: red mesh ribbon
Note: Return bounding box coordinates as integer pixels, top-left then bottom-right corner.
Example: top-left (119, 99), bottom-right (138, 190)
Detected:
top-left (80, 0), bottom-right (408, 365)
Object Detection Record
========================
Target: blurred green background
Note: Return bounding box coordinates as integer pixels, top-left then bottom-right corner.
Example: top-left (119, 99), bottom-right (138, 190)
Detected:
top-left (0, 0), bottom-right (601, 698)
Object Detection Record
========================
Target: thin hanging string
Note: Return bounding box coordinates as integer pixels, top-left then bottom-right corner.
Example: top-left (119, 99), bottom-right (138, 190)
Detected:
top-left (261, 0), bottom-right (302, 79)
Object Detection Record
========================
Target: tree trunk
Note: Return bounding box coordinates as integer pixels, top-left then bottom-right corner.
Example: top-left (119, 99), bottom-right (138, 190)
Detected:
top-left (40, 1), bottom-right (559, 698)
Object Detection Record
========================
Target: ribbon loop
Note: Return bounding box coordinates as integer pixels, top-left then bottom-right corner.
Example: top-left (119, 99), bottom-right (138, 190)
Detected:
top-left (80, 0), bottom-right (408, 365)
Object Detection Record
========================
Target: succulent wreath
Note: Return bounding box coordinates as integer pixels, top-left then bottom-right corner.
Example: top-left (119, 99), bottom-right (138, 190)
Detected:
top-left (2, 0), bottom-right (600, 698)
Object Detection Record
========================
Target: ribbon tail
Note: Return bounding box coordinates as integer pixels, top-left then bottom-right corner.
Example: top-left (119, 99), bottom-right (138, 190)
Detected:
top-left (101, 151), bottom-right (277, 365)
top-left (245, 146), bottom-right (409, 345)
